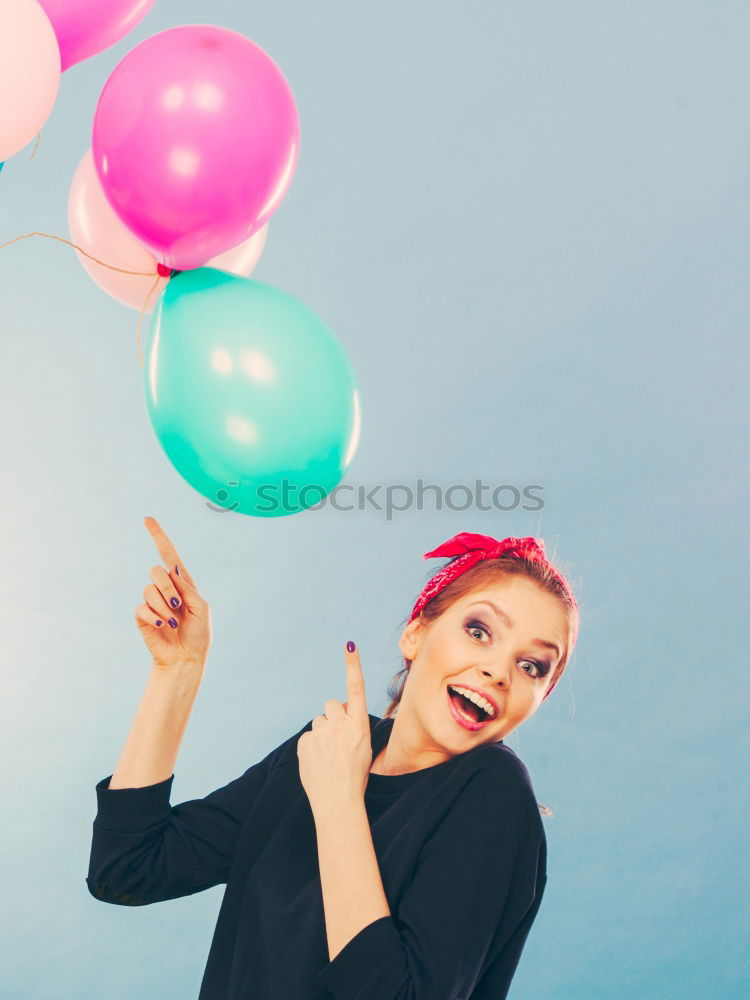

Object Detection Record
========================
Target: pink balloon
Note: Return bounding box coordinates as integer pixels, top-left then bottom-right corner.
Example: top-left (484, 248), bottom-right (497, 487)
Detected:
top-left (36, 0), bottom-right (156, 72)
top-left (0, 0), bottom-right (61, 161)
top-left (68, 147), bottom-right (268, 312)
top-left (92, 25), bottom-right (300, 271)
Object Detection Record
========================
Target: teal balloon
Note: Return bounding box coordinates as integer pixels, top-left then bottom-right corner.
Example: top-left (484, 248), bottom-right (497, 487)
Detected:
top-left (144, 268), bottom-right (361, 517)
top-left (0, 162), bottom-right (4, 173)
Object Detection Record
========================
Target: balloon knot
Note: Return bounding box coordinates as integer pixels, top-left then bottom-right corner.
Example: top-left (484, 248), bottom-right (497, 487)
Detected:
top-left (156, 263), bottom-right (171, 277)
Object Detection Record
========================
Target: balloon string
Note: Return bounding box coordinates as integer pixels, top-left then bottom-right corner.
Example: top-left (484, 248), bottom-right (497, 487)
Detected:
top-left (0, 231), bottom-right (158, 275)
top-left (137, 272), bottom-right (163, 369)
top-left (0, 231), bottom-right (163, 369)
top-left (30, 131), bottom-right (41, 159)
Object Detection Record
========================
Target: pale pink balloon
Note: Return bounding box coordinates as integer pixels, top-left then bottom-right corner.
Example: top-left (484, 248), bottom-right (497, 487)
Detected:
top-left (67, 148), bottom-right (268, 312)
top-left (208, 226), bottom-right (269, 277)
top-left (0, 0), bottom-right (61, 161)
top-left (36, 0), bottom-right (156, 72)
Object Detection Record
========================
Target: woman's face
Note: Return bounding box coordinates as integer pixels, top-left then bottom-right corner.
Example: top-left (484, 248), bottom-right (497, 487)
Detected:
top-left (396, 576), bottom-right (569, 760)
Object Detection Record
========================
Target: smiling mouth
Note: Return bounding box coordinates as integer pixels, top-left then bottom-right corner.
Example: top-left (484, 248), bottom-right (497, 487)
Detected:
top-left (446, 685), bottom-right (494, 731)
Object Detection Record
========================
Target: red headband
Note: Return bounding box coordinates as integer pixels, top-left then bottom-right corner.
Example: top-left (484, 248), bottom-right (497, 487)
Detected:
top-left (409, 532), bottom-right (578, 700)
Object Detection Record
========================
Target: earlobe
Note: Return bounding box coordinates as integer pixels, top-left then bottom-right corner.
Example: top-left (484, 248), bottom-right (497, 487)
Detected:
top-left (398, 636), bottom-right (414, 660)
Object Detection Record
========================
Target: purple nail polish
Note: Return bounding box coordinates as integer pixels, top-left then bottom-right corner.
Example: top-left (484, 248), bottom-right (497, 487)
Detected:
top-left (347, 640), bottom-right (356, 653)
top-left (170, 597), bottom-right (180, 608)
top-left (168, 618), bottom-right (178, 628)
top-left (175, 565), bottom-right (180, 576)
top-left (155, 620), bottom-right (163, 627)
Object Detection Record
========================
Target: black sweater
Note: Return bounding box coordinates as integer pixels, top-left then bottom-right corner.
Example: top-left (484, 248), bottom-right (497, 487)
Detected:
top-left (86, 713), bottom-right (547, 999)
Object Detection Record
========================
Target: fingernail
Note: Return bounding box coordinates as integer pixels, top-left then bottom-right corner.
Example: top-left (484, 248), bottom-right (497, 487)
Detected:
top-left (175, 565), bottom-right (180, 576)
top-left (168, 618), bottom-right (178, 628)
top-left (347, 641), bottom-right (356, 652)
top-left (170, 597), bottom-right (180, 608)
top-left (155, 620), bottom-right (163, 627)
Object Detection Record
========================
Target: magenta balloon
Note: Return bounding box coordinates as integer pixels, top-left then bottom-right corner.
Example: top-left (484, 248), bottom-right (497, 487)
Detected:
top-left (91, 25), bottom-right (300, 271)
top-left (37, 0), bottom-right (156, 72)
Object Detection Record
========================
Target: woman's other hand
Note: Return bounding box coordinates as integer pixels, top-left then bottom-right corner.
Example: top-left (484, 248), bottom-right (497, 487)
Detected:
top-left (297, 642), bottom-right (373, 814)
top-left (134, 516), bottom-right (213, 671)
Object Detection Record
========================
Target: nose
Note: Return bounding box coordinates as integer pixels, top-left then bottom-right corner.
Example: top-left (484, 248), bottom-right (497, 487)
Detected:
top-left (481, 658), bottom-right (511, 689)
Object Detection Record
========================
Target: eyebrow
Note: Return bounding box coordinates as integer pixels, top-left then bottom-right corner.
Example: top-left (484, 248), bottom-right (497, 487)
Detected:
top-left (467, 600), bottom-right (562, 658)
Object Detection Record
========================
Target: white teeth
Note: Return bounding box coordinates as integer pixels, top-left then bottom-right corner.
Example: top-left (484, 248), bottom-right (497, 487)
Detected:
top-left (448, 685), bottom-right (495, 719)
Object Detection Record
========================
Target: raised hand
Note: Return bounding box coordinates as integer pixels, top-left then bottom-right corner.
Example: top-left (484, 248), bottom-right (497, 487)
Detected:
top-left (297, 642), bottom-right (373, 815)
top-left (134, 516), bottom-right (213, 671)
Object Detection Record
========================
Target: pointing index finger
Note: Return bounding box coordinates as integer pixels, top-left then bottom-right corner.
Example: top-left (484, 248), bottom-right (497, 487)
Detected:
top-left (144, 516), bottom-right (195, 587)
top-left (344, 641), bottom-right (368, 719)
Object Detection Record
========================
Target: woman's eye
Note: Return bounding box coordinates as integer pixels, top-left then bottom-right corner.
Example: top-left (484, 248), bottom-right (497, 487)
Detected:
top-left (465, 619), bottom-right (491, 642)
top-left (521, 659), bottom-right (549, 679)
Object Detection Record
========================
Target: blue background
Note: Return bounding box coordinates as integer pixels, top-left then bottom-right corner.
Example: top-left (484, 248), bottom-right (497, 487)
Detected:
top-left (1, 1), bottom-right (747, 997)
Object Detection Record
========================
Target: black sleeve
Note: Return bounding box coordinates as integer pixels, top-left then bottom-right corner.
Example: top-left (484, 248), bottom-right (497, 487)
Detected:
top-left (317, 761), bottom-right (547, 1000)
top-left (85, 720), bottom-right (308, 907)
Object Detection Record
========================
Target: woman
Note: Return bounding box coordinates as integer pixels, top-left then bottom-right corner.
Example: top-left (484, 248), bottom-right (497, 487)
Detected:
top-left (86, 517), bottom-right (579, 999)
